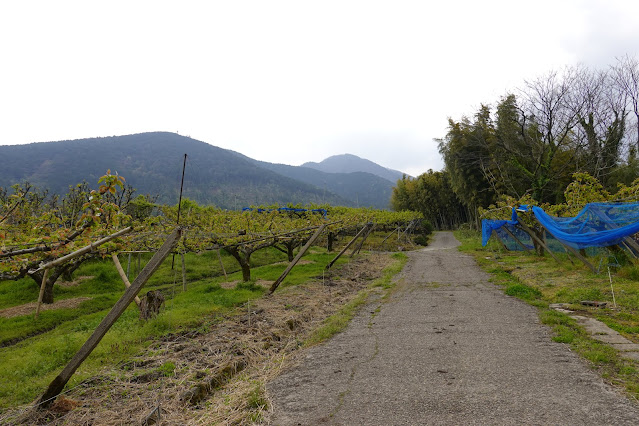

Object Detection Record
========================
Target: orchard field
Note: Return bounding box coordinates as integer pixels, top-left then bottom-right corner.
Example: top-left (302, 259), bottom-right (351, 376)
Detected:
top-left (0, 171), bottom-right (425, 423)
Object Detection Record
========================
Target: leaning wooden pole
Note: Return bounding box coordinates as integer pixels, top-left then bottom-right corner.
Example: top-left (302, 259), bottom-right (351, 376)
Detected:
top-left (352, 223), bottom-right (375, 256)
top-left (111, 253), bottom-right (141, 307)
top-left (556, 240), bottom-right (597, 273)
top-left (526, 214), bottom-right (595, 272)
top-left (526, 216), bottom-right (596, 273)
top-left (491, 229), bottom-right (509, 251)
top-left (325, 224), bottom-right (370, 270)
top-left (516, 220), bottom-right (561, 264)
top-left (381, 226), bottom-right (400, 245)
top-left (501, 227), bottom-right (531, 252)
top-left (269, 224), bottom-right (327, 294)
top-left (217, 249), bottom-right (228, 280)
top-left (34, 268), bottom-right (49, 320)
top-left (34, 227), bottom-right (133, 272)
top-left (37, 228), bottom-right (182, 408)
top-left (33, 227), bottom-right (133, 318)
top-left (620, 241), bottom-right (639, 260)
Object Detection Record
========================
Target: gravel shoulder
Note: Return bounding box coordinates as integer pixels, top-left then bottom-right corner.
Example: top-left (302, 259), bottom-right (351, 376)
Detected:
top-left (267, 231), bottom-right (639, 425)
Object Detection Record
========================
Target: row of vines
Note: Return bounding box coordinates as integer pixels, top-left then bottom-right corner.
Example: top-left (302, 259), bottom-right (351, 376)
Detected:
top-left (1, 171), bottom-right (425, 416)
top-left (1, 171), bottom-right (425, 307)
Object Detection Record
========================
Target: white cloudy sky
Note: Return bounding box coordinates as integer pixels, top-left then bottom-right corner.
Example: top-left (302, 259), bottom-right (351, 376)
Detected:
top-left (1, 0), bottom-right (638, 176)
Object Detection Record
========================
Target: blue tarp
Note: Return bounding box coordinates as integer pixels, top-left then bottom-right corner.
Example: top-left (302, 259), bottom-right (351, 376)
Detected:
top-left (532, 203), bottom-right (639, 249)
top-left (481, 207), bottom-right (518, 246)
top-left (482, 202), bottom-right (639, 250)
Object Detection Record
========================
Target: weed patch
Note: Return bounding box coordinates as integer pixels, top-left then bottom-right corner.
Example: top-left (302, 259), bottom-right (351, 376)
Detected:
top-left (504, 283), bottom-right (542, 300)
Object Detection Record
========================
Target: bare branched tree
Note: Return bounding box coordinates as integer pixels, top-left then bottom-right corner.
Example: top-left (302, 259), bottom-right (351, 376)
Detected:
top-left (611, 54), bottom-right (639, 151)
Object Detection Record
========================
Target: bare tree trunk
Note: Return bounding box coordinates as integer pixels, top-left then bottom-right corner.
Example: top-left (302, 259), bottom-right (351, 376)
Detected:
top-left (224, 247), bottom-right (252, 282)
top-left (29, 261), bottom-right (78, 304)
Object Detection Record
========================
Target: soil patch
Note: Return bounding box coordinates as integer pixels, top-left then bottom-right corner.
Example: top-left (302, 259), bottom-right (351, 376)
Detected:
top-left (12, 253), bottom-right (393, 425)
top-left (0, 297), bottom-right (92, 319)
top-left (273, 259), bottom-right (315, 266)
top-left (219, 280), bottom-right (239, 289)
top-left (57, 275), bottom-right (94, 288)
top-left (219, 280), bottom-right (275, 289)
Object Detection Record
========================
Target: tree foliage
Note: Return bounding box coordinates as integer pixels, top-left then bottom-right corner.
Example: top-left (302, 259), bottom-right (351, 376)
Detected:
top-left (391, 170), bottom-right (467, 230)
top-left (0, 171), bottom-right (134, 303)
top-left (427, 57), bottom-right (639, 227)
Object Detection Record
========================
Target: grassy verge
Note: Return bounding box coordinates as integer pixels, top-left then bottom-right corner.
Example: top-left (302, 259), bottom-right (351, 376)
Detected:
top-left (454, 228), bottom-right (639, 398)
top-left (304, 252), bottom-right (407, 346)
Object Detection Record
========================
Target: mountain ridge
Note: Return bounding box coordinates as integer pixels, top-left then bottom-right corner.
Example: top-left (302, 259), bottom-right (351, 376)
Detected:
top-left (0, 132), bottom-right (401, 209)
top-left (302, 153), bottom-right (406, 183)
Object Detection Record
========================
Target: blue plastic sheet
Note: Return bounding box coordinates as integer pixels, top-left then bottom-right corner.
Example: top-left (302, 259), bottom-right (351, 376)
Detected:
top-left (481, 208), bottom-right (518, 246)
top-left (532, 203), bottom-right (639, 249)
top-left (482, 202), bottom-right (639, 250)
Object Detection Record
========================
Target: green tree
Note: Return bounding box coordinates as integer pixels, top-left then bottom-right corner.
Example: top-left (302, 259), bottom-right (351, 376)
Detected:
top-left (391, 170), bottom-right (467, 230)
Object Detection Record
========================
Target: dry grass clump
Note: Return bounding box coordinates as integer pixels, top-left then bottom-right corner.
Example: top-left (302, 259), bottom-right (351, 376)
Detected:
top-left (0, 297), bottom-right (92, 319)
top-left (16, 253), bottom-right (392, 425)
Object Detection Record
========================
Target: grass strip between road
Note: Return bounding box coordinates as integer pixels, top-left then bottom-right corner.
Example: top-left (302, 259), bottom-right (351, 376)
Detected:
top-left (304, 252), bottom-right (407, 347)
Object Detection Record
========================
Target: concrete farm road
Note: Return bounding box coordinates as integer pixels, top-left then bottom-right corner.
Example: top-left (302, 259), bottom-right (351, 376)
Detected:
top-left (267, 232), bottom-right (639, 425)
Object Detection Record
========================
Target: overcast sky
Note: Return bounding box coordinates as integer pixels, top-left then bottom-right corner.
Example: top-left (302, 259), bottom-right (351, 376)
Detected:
top-left (1, 1), bottom-right (638, 176)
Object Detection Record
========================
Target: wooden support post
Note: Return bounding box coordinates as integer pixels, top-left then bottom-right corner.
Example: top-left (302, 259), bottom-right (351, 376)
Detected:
top-left (269, 225), bottom-right (327, 294)
top-left (351, 223), bottom-right (374, 256)
top-left (623, 237), bottom-right (639, 253)
top-left (589, 208), bottom-right (639, 255)
top-left (556, 241), bottom-right (596, 273)
top-left (34, 227), bottom-right (133, 272)
top-left (181, 253), bottom-right (187, 292)
top-left (501, 227), bottom-right (531, 252)
top-left (37, 228), bottom-right (182, 408)
top-left (34, 268), bottom-right (49, 320)
top-left (32, 227), bottom-right (133, 318)
top-left (217, 249), bottom-right (227, 280)
top-left (325, 224), bottom-right (370, 270)
top-left (111, 254), bottom-right (141, 307)
top-left (398, 221), bottom-right (415, 243)
top-left (126, 253), bottom-right (131, 280)
top-left (620, 242), bottom-right (639, 259)
top-left (516, 220), bottom-right (561, 264)
top-left (491, 229), bottom-right (509, 250)
top-left (558, 244), bottom-right (576, 265)
top-left (381, 226), bottom-right (400, 245)
top-left (526, 216), bottom-right (595, 273)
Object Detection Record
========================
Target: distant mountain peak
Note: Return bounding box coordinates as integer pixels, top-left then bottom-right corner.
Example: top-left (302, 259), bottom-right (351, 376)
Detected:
top-left (301, 153), bottom-right (406, 183)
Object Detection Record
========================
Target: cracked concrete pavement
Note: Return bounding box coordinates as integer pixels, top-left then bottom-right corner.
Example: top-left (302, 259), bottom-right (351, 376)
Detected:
top-left (267, 232), bottom-right (639, 425)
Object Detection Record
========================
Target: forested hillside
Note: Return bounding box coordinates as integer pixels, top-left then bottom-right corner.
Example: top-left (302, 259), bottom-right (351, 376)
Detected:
top-left (392, 56), bottom-right (639, 229)
top-left (235, 155), bottom-right (395, 209)
top-left (0, 133), bottom-right (356, 208)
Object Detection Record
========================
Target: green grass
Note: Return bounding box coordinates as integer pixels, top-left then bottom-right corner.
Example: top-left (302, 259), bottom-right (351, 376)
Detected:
top-left (0, 248), bottom-right (290, 347)
top-left (304, 291), bottom-right (370, 347)
top-left (0, 246), bottom-right (350, 410)
top-left (455, 229), bottom-right (639, 399)
top-left (304, 252), bottom-right (408, 346)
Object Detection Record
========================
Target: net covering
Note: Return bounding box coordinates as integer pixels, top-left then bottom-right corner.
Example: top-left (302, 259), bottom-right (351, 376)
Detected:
top-left (481, 208), bottom-right (533, 249)
top-left (532, 203), bottom-right (639, 249)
